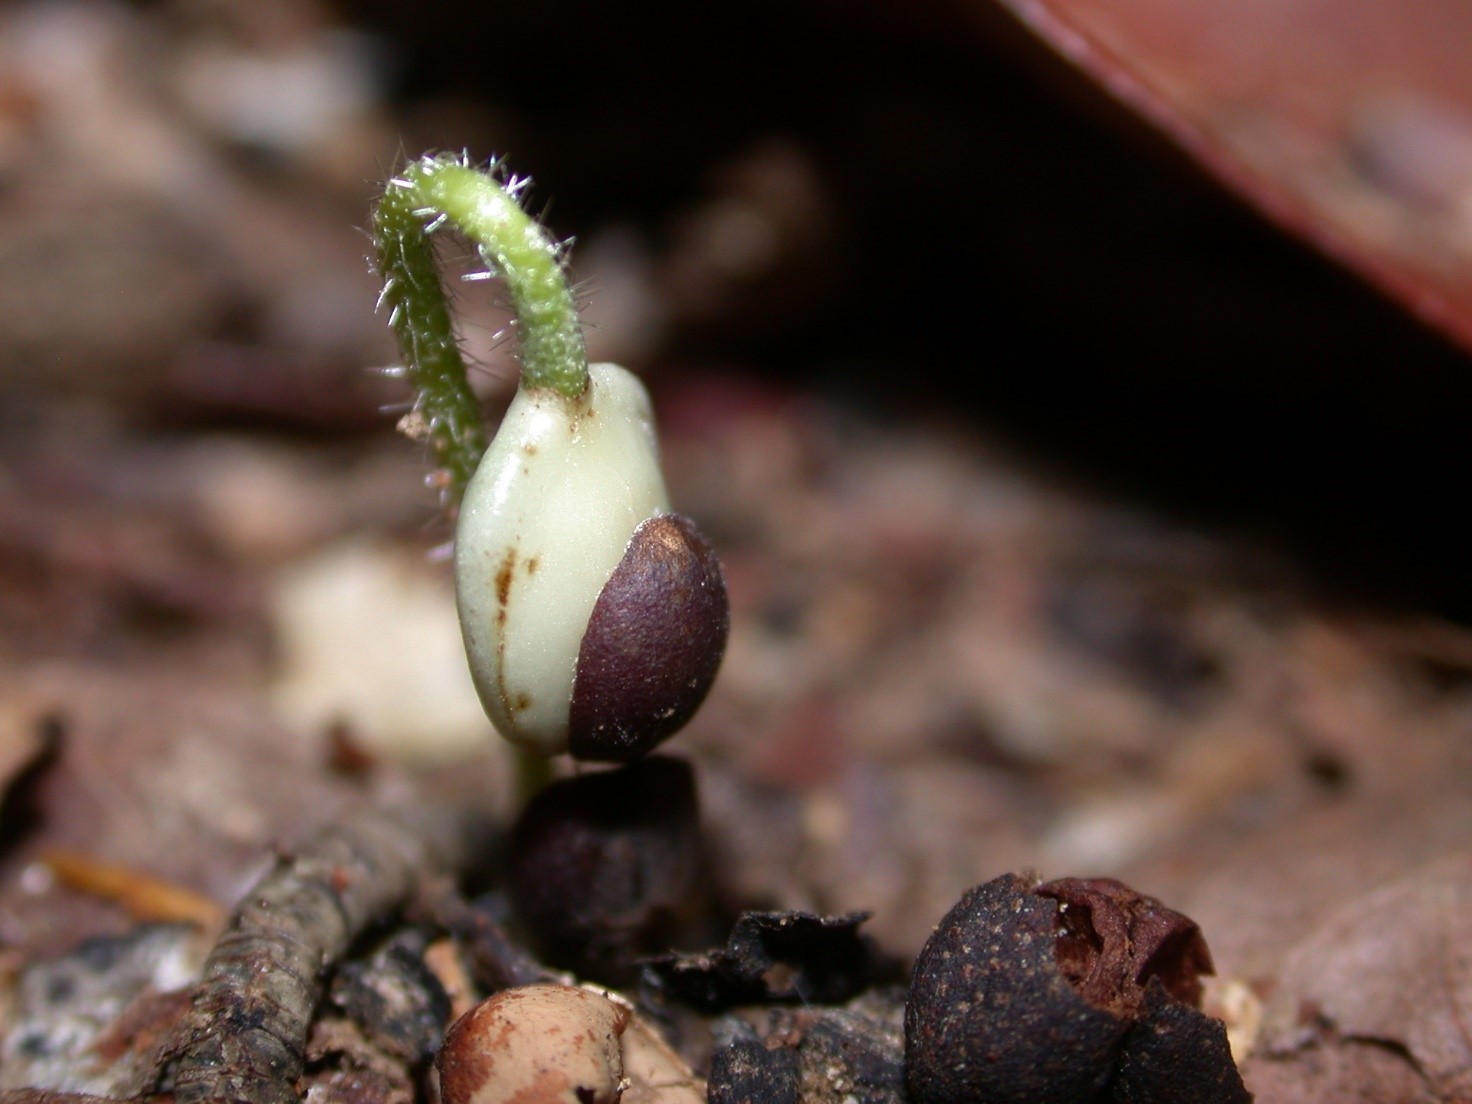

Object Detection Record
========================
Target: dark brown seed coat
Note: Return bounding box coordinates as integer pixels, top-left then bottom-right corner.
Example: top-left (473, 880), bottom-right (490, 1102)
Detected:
top-left (569, 514), bottom-right (728, 762)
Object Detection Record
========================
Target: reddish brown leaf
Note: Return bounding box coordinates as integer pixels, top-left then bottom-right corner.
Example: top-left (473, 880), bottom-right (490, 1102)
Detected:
top-left (992, 0), bottom-right (1472, 351)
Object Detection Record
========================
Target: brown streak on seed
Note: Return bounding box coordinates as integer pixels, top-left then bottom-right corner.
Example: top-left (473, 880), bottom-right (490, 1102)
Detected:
top-left (496, 549), bottom-right (517, 608)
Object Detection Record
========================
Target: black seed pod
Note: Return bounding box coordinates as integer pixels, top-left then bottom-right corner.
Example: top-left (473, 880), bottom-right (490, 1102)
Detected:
top-left (569, 514), bottom-right (729, 762)
top-left (905, 874), bottom-right (1251, 1104)
top-left (505, 757), bottom-right (703, 963)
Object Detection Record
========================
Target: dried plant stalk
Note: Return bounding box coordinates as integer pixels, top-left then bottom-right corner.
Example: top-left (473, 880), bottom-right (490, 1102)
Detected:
top-left (155, 804), bottom-right (481, 1104)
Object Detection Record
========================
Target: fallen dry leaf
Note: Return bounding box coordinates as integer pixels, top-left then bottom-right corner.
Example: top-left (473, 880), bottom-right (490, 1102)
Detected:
top-left (1253, 852), bottom-right (1472, 1101)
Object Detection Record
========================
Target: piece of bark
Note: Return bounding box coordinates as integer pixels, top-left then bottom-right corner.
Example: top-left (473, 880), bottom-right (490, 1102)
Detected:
top-left (155, 804), bottom-right (482, 1104)
top-left (410, 881), bottom-right (554, 993)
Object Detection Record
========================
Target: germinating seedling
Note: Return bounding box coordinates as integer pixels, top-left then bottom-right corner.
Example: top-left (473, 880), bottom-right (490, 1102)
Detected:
top-left (373, 154), bottom-right (728, 777)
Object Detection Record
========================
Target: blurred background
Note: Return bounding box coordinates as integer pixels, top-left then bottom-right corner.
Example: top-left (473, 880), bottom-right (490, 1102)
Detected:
top-left (4, 0), bottom-right (1472, 611)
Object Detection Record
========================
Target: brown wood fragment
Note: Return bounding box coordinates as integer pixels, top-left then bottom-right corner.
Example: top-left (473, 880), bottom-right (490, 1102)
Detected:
top-left (43, 852), bottom-right (225, 931)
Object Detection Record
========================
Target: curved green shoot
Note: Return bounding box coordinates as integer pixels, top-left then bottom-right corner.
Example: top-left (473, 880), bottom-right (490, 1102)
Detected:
top-left (372, 153), bottom-right (588, 506)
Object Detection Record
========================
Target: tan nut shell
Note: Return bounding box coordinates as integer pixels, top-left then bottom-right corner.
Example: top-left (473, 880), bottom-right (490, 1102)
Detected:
top-left (438, 984), bottom-right (631, 1104)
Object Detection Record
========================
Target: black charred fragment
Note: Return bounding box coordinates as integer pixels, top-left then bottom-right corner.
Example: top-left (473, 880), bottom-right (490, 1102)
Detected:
top-left (507, 758), bottom-right (702, 962)
top-left (326, 935), bottom-right (449, 1067)
top-left (642, 911), bottom-right (876, 1013)
top-left (569, 514), bottom-right (729, 763)
top-left (708, 1018), bottom-right (801, 1104)
top-left (904, 873), bottom-right (1251, 1104)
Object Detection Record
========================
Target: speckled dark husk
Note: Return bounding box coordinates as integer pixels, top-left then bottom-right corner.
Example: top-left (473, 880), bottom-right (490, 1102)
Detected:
top-left (569, 514), bottom-right (729, 763)
top-left (1111, 982), bottom-right (1252, 1104)
top-left (904, 874), bottom-right (1127, 1104)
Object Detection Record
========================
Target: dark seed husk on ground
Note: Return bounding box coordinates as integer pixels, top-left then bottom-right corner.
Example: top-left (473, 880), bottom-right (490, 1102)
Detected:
top-left (905, 874), bottom-right (1127, 1104)
top-left (506, 757), bottom-right (703, 964)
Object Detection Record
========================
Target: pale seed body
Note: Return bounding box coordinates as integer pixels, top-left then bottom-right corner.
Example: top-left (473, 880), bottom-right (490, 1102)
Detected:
top-left (455, 363), bottom-right (670, 755)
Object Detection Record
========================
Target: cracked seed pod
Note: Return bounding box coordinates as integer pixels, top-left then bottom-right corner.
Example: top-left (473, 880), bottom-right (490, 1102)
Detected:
top-left (905, 874), bottom-right (1251, 1104)
top-left (455, 362), bottom-right (728, 762)
top-left (437, 984), bottom-right (630, 1104)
